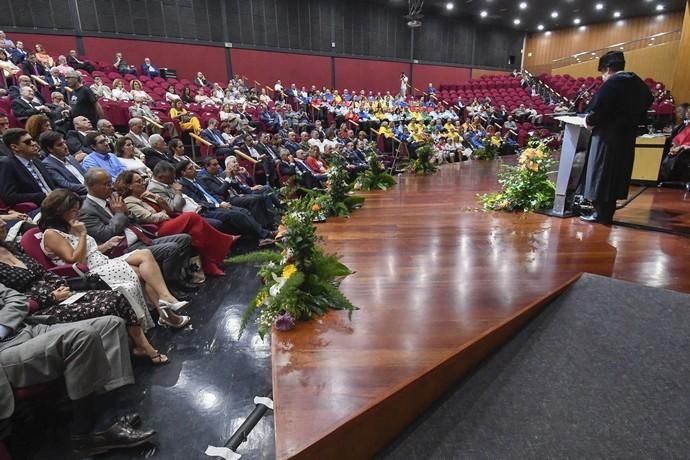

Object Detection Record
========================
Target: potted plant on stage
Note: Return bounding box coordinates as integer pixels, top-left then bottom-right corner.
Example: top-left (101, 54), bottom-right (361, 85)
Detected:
top-left (407, 142), bottom-right (438, 175)
top-left (478, 138), bottom-right (556, 212)
top-left (354, 148), bottom-right (397, 191)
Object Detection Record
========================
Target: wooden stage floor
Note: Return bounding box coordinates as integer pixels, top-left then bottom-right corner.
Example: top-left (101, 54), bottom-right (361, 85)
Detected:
top-left (270, 160), bottom-right (690, 459)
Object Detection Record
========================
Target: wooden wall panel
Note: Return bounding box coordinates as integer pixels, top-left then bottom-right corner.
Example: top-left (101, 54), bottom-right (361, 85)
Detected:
top-left (524, 12), bottom-right (683, 74)
top-left (672, 2), bottom-right (690, 102)
top-left (554, 41), bottom-right (679, 90)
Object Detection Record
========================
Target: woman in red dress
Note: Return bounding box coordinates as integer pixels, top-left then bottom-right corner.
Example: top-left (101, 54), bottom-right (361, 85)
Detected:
top-left (115, 171), bottom-right (237, 277)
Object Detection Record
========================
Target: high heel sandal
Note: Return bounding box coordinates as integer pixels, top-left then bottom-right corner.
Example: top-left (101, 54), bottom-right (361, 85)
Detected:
top-left (159, 299), bottom-right (189, 312)
top-left (158, 307), bottom-right (191, 329)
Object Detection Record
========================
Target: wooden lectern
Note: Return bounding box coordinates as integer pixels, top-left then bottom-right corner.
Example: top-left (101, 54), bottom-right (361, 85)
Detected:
top-left (549, 115), bottom-right (590, 217)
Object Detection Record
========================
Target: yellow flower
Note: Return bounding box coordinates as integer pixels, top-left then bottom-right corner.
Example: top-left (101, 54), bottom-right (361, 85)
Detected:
top-left (533, 149), bottom-right (545, 159)
top-left (255, 291), bottom-right (268, 306)
top-left (282, 264), bottom-right (298, 280)
top-left (311, 204), bottom-right (321, 212)
top-left (527, 161), bottom-right (539, 172)
top-left (499, 199), bottom-right (510, 209)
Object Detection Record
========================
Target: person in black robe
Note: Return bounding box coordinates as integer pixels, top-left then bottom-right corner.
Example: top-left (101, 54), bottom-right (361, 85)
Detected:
top-left (580, 51), bottom-right (654, 224)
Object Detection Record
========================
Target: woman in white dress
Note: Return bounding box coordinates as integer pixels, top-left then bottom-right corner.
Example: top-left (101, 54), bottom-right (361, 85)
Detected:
top-left (114, 136), bottom-right (152, 177)
top-left (39, 190), bottom-right (190, 334)
top-left (111, 78), bottom-right (132, 101)
top-left (129, 79), bottom-right (153, 104)
top-left (400, 72), bottom-right (409, 99)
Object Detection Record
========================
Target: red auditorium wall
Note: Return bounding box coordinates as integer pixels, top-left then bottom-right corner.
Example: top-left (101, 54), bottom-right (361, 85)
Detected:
top-left (231, 49), bottom-right (331, 90)
top-left (412, 64), bottom-right (471, 89)
top-left (81, 37), bottom-right (227, 82)
top-left (335, 58), bottom-right (409, 94)
top-left (7, 33), bottom-right (77, 57)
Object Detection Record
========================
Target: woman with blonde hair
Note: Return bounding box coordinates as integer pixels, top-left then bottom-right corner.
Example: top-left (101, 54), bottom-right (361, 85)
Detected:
top-left (129, 79), bottom-right (152, 104)
top-left (111, 79), bottom-right (132, 101)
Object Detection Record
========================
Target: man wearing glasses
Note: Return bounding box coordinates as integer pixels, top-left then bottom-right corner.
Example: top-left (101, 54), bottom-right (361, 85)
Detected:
top-left (65, 70), bottom-right (103, 127)
top-left (81, 132), bottom-right (127, 178)
top-left (0, 128), bottom-right (57, 207)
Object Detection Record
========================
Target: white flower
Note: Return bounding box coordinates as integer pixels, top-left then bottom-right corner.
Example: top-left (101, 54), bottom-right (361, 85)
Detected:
top-left (269, 272), bottom-right (287, 297)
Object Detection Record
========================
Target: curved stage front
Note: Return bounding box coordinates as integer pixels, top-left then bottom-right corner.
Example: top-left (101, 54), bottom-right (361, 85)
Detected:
top-left (270, 161), bottom-right (690, 459)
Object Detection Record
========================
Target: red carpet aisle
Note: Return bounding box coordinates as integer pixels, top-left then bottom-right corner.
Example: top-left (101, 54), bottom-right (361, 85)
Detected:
top-left (270, 160), bottom-right (690, 459)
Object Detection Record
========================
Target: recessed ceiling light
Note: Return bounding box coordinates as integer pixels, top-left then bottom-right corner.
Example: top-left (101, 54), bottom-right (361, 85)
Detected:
top-left (595, 3), bottom-right (604, 10)
top-left (613, 11), bottom-right (621, 18)
top-left (446, 2), bottom-right (454, 10)
top-left (656, 4), bottom-right (664, 11)
top-left (573, 18), bottom-right (581, 24)
top-left (513, 18), bottom-right (521, 25)
top-left (480, 10), bottom-right (488, 17)
top-left (519, 2), bottom-right (528, 9)
top-left (537, 24), bottom-right (544, 30)
top-left (551, 11), bottom-right (559, 18)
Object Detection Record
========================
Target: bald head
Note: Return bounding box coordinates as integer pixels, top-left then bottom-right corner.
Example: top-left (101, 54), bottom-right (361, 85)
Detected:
top-left (84, 168), bottom-right (113, 199)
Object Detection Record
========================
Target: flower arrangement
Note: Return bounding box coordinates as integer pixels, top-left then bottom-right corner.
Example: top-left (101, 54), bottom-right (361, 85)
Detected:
top-left (354, 148), bottom-right (397, 191)
top-left (473, 137), bottom-right (500, 160)
top-left (301, 153), bottom-right (365, 217)
top-left (226, 198), bottom-right (357, 338)
top-left (478, 138), bottom-right (556, 212)
top-left (407, 142), bottom-right (438, 175)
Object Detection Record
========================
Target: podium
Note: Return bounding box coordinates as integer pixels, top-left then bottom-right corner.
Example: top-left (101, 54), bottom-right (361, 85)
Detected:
top-left (549, 116), bottom-right (590, 217)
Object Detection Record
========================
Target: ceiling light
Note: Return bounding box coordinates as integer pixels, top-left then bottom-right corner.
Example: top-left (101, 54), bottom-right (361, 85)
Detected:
top-left (519, 2), bottom-right (528, 9)
top-left (613, 11), bottom-right (621, 17)
top-left (446, 2), bottom-right (454, 10)
top-left (551, 11), bottom-right (559, 18)
top-left (513, 18), bottom-right (521, 25)
top-left (537, 24), bottom-right (544, 30)
top-left (595, 3), bottom-right (604, 10)
top-left (656, 4), bottom-right (664, 11)
top-left (480, 10), bottom-right (488, 17)
top-left (573, 18), bottom-right (581, 24)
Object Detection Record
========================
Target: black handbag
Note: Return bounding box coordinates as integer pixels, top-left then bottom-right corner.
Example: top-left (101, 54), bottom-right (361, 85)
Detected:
top-left (66, 272), bottom-right (111, 291)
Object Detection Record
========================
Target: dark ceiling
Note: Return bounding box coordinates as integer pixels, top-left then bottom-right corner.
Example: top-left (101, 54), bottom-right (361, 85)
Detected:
top-left (382, 0), bottom-right (686, 32)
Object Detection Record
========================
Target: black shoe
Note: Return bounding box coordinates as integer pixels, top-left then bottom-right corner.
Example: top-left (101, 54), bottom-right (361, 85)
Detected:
top-left (171, 280), bottom-right (200, 292)
top-left (579, 212), bottom-right (599, 222)
top-left (169, 289), bottom-right (191, 301)
top-left (118, 413), bottom-right (141, 428)
top-left (71, 421), bottom-right (155, 456)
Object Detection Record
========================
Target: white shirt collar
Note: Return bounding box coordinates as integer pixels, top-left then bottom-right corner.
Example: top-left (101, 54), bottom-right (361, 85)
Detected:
top-left (86, 194), bottom-right (108, 209)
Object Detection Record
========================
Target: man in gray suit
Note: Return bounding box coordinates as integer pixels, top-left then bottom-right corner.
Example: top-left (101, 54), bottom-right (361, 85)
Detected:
top-left (0, 283), bottom-right (155, 455)
top-left (40, 130), bottom-right (87, 195)
top-left (80, 168), bottom-right (196, 294)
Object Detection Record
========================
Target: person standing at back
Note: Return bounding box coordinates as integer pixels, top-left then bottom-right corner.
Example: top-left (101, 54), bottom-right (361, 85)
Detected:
top-left (580, 51), bottom-right (653, 224)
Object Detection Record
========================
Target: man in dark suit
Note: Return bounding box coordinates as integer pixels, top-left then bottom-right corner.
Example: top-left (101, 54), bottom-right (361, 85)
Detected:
top-left (197, 157), bottom-right (278, 229)
top-left (142, 134), bottom-right (171, 171)
top-left (65, 116), bottom-right (94, 157)
top-left (284, 131), bottom-right (301, 155)
top-left (174, 160), bottom-right (274, 245)
top-left (66, 49), bottom-right (95, 73)
top-left (140, 58), bottom-right (160, 78)
top-left (0, 128), bottom-right (57, 207)
top-left (21, 53), bottom-right (45, 77)
top-left (7, 76), bottom-right (45, 104)
top-left (0, 113), bottom-right (10, 157)
top-left (40, 131), bottom-right (87, 195)
top-left (45, 67), bottom-right (67, 96)
top-left (11, 87), bottom-right (52, 123)
top-left (80, 168), bottom-right (195, 293)
top-left (580, 51), bottom-right (654, 224)
top-left (200, 119), bottom-right (233, 159)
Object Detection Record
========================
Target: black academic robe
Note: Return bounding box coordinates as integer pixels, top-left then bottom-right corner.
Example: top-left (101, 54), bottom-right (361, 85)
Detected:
top-left (583, 72), bottom-right (653, 203)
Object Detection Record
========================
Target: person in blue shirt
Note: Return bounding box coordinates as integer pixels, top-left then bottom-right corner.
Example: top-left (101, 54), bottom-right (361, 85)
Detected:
top-left (140, 58), bottom-right (160, 78)
top-left (81, 132), bottom-right (127, 178)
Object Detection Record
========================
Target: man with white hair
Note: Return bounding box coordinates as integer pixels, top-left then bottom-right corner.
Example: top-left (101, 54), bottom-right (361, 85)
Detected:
top-left (11, 86), bottom-right (51, 122)
top-left (8, 75), bottom-right (44, 103)
top-left (141, 134), bottom-right (170, 170)
top-left (126, 118), bottom-right (150, 158)
top-left (67, 49), bottom-right (95, 73)
top-left (97, 119), bottom-right (121, 153)
top-left (140, 57), bottom-right (159, 78)
top-left (46, 67), bottom-right (67, 96)
top-left (66, 115), bottom-right (94, 157)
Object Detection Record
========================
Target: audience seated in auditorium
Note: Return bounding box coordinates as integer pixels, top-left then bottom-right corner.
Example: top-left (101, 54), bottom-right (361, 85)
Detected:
top-left (97, 118), bottom-right (121, 153)
top-left (12, 86), bottom-right (52, 123)
top-left (114, 52), bottom-right (137, 75)
top-left (0, 281), bottom-right (157, 456)
top-left (25, 114), bottom-right (51, 144)
top-left (167, 137), bottom-right (200, 168)
top-left (33, 43), bottom-right (54, 68)
top-left (115, 170), bottom-right (235, 277)
top-left (40, 130), bottom-right (87, 195)
top-left (200, 118), bottom-right (233, 158)
top-left (45, 67), bottom-right (67, 96)
top-left (0, 113), bottom-right (10, 156)
top-left (90, 76), bottom-right (113, 99)
top-left (141, 134), bottom-right (171, 171)
top-left (54, 55), bottom-right (75, 76)
top-left (0, 128), bottom-right (56, 207)
top-left (0, 50), bottom-right (20, 86)
top-left (126, 117), bottom-right (151, 154)
top-left (82, 132), bottom-right (127, 178)
top-left (21, 52), bottom-right (45, 77)
top-left (79, 168), bottom-right (194, 297)
top-left (169, 99), bottom-right (201, 135)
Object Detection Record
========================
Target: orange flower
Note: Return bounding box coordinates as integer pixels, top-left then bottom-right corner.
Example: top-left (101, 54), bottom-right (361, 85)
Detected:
top-left (527, 161), bottom-right (539, 172)
top-left (311, 204), bottom-right (321, 212)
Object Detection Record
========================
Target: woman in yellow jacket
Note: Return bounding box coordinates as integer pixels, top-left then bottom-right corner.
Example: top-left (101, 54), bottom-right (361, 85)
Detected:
top-left (169, 99), bottom-right (201, 134)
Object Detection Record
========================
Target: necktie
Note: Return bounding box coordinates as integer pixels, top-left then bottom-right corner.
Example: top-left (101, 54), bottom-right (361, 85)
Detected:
top-left (26, 162), bottom-right (51, 194)
top-left (194, 181), bottom-right (219, 206)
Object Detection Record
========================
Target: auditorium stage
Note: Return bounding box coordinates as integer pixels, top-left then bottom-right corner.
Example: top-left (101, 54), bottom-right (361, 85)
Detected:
top-left (271, 160), bottom-right (690, 459)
